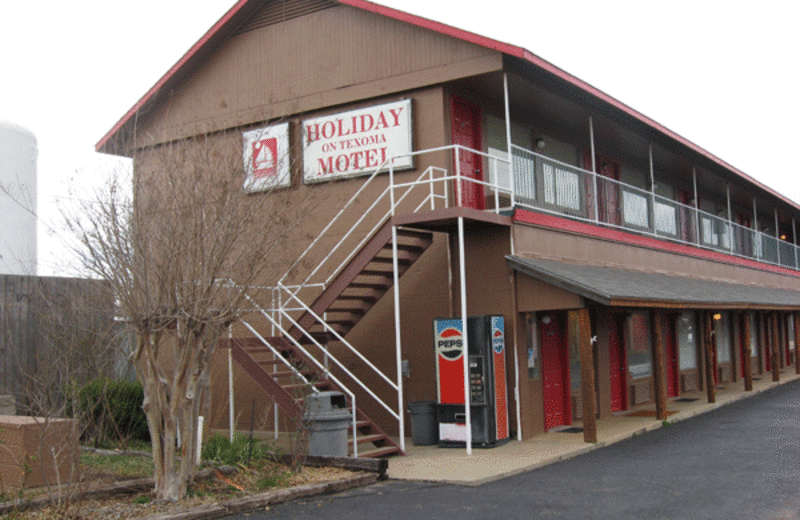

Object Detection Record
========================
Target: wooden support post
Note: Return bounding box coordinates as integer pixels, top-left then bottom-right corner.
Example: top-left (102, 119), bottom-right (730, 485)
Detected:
top-left (795, 312), bottom-right (800, 375)
top-left (651, 310), bottom-right (667, 420)
top-left (704, 311), bottom-right (716, 403)
top-left (742, 312), bottom-right (753, 391)
top-left (578, 308), bottom-right (597, 443)
top-left (772, 312), bottom-right (780, 382)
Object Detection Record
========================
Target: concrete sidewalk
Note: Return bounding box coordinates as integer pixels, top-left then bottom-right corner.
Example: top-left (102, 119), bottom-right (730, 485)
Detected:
top-left (387, 371), bottom-right (800, 485)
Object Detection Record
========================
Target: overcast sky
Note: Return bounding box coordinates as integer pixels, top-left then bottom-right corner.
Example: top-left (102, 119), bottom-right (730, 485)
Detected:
top-left (1, 0), bottom-right (798, 276)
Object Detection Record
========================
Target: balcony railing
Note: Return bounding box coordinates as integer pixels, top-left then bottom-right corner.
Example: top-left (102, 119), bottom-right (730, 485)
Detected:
top-left (510, 145), bottom-right (800, 271)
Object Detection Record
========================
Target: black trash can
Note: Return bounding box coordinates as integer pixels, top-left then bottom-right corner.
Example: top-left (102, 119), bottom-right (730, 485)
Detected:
top-left (408, 400), bottom-right (438, 446)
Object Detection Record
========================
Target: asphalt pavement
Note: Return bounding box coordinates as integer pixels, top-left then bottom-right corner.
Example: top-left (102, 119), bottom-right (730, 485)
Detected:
top-left (230, 379), bottom-right (800, 520)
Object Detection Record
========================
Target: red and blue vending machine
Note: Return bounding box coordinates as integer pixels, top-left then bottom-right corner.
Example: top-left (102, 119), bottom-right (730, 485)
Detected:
top-left (434, 315), bottom-right (509, 447)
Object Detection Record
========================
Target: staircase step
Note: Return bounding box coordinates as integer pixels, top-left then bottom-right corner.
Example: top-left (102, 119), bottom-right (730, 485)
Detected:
top-left (355, 446), bottom-right (401, 458)
top-left (369, 256), bottom-right (413, 265)
top-left (272, 370), bottom-right (315, 378)
top-left (358, 269), bottom-right (393, 277)
top-left (256, 359), bottom-right (284, 366)
top-left (348, 281), bottom-right (391, 290)
top-left (349, 434), bottom-right (385, 446)
top-left (327, 303), bottom-right (370, 314)
top-left (349, 420), bottom-right (371, 431)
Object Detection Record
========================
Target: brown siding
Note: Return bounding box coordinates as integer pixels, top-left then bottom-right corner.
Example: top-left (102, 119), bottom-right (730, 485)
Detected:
top-left (135, 5), bottom-right (501, 149)
top-left (512, 223), bottom-right (800, 293)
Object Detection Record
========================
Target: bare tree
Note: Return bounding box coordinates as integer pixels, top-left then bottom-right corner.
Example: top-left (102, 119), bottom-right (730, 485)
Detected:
top-left (65, 131), bottom-right (308, 501)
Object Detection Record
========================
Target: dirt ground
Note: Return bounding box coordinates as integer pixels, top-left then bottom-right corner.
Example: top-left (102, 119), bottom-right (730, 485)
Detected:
top-left (4, 461), bottom-right (354, 519)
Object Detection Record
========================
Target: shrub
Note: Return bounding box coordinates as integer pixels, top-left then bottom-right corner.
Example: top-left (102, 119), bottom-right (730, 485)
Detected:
top-left (68, 378), bottom-right (149, 447)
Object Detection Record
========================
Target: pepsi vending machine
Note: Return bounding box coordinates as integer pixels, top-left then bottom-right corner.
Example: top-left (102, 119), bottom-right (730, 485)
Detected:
top-left (434, 315), bottom-right (509, 447)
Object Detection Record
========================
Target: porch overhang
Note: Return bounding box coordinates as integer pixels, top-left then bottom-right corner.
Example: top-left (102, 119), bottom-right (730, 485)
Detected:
top-left (506, 256), bottom-right (800, 311)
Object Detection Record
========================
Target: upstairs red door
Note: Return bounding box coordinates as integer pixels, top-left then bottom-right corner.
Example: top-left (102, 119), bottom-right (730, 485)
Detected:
top-left (665, 315), bottom-right (679, 397)
top-left (583, 152), bottom-right (620, 225)
top-left (677, 187), bottom-right (694, 243)
top-left (450, 97), bottom-right (485, 210)
top-left (608, 314), bottom-right (627, 412)
top-left (541, 312), bottom-right (571, 430)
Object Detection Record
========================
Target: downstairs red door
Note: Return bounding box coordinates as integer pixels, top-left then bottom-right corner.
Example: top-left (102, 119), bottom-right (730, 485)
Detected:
top-left (608, 314), bottom-right (627, 412)
top-left (541, 312), bottom-right (571, 430)
top-left (665, 315), bottom-right (679, 397)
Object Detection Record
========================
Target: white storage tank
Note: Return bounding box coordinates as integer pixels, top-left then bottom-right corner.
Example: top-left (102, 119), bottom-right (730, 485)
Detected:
top-left (0, 120), bottom-right (38, 275)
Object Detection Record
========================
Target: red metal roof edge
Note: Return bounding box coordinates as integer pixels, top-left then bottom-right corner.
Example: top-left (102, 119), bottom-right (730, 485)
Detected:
top-left (95, 0), bottom-right (252, 152)
top-left (95, 0), bottom-right (798, 212)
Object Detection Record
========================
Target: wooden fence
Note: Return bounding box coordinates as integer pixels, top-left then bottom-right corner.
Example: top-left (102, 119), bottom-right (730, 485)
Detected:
top-left (0, 274), bottom-right (115, 413)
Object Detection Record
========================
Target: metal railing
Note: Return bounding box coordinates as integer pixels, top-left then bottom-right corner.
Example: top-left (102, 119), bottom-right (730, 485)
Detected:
top-left (510, 145), bottom-right (800, 271)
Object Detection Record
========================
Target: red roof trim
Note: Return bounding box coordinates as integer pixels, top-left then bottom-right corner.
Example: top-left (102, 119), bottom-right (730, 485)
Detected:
top-left (95, 0), bottom-right (797, 211)
top-left (513, 208), bottom-right (800, 279)
top-left (95, 0), bottom-right (252, 152)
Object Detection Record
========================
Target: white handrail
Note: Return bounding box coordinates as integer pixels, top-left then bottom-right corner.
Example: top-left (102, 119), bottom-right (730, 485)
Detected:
top-left (316, 164), bottom-right (453, 289)
top-left (277, 283), bottom-right (399, 392)
top-left (277, 157), bottom-right (392, 287)
top-left (238, 319), bottom-right (317, 391)
top-left (248, 292), bottom-right (399, 421)
top-left (241, 303), bottom-right (362, 456)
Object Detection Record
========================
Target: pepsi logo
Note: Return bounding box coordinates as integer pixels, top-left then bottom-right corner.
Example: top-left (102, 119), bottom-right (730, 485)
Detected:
top-left (492, 328), bottom-right (504, 354)
top-left (436, 327), bottom-right (464, 360)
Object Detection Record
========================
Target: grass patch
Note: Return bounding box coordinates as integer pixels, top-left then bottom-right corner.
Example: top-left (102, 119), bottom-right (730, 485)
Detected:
top-left (80, 453), bottom-right (154, 477)
top-left (255, 471), bottom-right (290, 490)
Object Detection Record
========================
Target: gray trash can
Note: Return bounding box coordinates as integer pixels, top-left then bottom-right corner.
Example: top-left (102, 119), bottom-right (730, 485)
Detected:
top-left (408, 400), bottom-right (438, 446)
top-left (304, 391), bottom-right (351, 457)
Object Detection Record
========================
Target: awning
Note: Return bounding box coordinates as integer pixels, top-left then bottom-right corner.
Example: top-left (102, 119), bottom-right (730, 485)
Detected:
top-left (506, 256), bottom-right (800, 310)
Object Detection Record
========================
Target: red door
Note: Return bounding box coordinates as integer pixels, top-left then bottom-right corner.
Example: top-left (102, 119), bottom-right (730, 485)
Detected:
top-left (739, 315), bottom-right (748, 378)
top-left (665, 315), bottom-right (679, 397)
top-left (541, 312), bottom-right (571, 430)
top-left (450, 97), bottom-right (484, 210)
top-left (608, 314), bottom-right (627, 412)
top-left (677, 187), bottom-right (694, 243)
top-left (736, 214), bottom-right (752, 257)
top-left (584, 152), bottom-right (620, 225)
top-left (764, 315), bottom-right (772, 372)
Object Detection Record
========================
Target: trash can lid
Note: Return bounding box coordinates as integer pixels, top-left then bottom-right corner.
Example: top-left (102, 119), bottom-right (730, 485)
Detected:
top-left (305, 391), bottom-right (347, 414)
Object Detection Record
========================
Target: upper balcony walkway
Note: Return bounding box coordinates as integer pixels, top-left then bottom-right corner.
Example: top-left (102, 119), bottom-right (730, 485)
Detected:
top-left (502, 146), bottom-right (800, 273)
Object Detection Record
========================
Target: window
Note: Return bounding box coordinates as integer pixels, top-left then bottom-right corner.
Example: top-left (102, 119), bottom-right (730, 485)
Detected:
top-left (568, 311), bottom-right (581, 390)
top-left (527, 314), bottom-right (540, 379)
top-left (626, 312), bottom-right (652, 379)
top-left (622, 188), bottom-right (650, 229)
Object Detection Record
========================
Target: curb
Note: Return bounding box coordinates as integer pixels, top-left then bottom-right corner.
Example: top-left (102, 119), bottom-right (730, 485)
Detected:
top-left (140, 472), bottom-right (378, 520)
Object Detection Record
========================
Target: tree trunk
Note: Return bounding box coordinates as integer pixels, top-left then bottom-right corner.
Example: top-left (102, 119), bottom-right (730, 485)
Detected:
top-left (135, 324), bottom-right (222, 501)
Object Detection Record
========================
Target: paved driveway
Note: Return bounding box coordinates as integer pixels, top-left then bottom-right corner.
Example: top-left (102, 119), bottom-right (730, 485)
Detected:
top-left (231, 380), bottom-right (800, 520)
